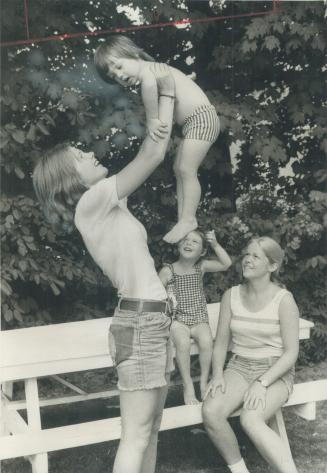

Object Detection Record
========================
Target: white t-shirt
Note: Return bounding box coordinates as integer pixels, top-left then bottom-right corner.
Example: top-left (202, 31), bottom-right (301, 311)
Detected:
top-left (74, 176), bottom-right (167, 300)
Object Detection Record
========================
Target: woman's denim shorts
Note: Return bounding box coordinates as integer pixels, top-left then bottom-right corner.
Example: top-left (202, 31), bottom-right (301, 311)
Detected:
top-left (108, 308), bottom-right (174, 391)
top-left (225, 354), bottom-right (295, 398)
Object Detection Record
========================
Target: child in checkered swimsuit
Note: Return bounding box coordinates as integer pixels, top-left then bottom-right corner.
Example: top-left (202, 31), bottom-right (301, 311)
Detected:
top-left (159, 230), bottom-right (231, 405)
top-left (95, 35), bottom-right (220, 244)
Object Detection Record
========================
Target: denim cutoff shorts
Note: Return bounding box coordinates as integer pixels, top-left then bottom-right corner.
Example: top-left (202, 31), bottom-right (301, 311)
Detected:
top-left (225, 354), bottom-right (295, 399)
top-left (108, 308), bottom-right (174, 391)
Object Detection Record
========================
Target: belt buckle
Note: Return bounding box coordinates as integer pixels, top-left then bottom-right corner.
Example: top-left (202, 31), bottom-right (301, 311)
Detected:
top-left (166, 299), bottom-right (173, 315)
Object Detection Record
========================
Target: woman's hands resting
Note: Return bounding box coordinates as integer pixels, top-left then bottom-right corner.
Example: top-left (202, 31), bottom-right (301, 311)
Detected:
top-left (203, 373), bottom-right (226, 400)
top-left (203, 373), bottom-right (267, 410)
top-left (243, 380), bottom-right (267, 410)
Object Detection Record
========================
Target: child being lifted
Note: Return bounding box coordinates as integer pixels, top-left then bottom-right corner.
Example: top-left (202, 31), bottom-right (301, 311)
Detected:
top-left (95, 35), bottom-right (220, 244)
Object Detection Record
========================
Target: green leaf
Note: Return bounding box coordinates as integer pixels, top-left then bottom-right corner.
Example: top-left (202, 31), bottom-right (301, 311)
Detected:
top-left (14, 309), bottom-right (24, 322)
top-left (264, 36), bottom-right (280, 51)
top-left (1, 280), bottom-right (12, 296)
top-left (14, 167), bottom-right (25, 179)
top-left (36, 122), bottom-right (50, 135)
top-left (241, 41), bottom-right (257, 54)
top-left (50, 282), bottom-right (60, 296)
top-left (4, 307), bottom-right (13, 322)
top-left (0, 137), bottom-right (9, 149)
top-left (12, 130), bottom-right (25, 144)
top-left (26, 125), bottom-right (37, 141)
top-left (18, 260), bottom-right (28, 272)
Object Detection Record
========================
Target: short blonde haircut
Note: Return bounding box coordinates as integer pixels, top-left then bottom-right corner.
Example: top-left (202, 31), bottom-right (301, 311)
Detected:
top-left (33, 144), bottom-right (87, 233)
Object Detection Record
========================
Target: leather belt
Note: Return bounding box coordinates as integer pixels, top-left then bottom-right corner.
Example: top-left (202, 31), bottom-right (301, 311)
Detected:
top-left (119, 298), bottom-right (168, 313)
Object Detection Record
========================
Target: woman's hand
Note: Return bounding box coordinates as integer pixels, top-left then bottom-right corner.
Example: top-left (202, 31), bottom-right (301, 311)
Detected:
top-left (243, 381), bottom-right (267, 410)
top-left (203, 374), bottom-right (226, 400)
top-left (150, 63), bottom-right (175, 97)
top-left (147, 117), bottom-right (168, 142)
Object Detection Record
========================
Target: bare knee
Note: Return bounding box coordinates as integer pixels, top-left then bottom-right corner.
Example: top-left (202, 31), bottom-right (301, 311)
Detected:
top-left (197, 334), bottom-right (213, 353)
top-left (122, 423), bottom-right (153, 452)
top-left (151, 411), bottom-right (164, 435)
top-left (202, 400), bottom-right (229, 432)
top-left (240, 409), bottom-right (264, 436)
top-left (175, 337), bottom-right (191, 354)
top-left (172, 329), bottom-right (191, 352)
top-left (174, 159), bottom-right (197, 179)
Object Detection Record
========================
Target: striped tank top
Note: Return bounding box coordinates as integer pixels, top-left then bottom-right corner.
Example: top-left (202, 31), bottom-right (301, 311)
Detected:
top-left (230, 285), bottom-right (291, 359)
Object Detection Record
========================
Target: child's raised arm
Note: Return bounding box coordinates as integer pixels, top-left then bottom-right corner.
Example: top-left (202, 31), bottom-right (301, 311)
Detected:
top-left (141, 66), bottom-right (170, 143)
top-left (201, 230), bottom-right (232, 273)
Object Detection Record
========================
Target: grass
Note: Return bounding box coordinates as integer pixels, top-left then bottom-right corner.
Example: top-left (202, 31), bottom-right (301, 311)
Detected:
top-left (3, 361), bottom-right (327, 473)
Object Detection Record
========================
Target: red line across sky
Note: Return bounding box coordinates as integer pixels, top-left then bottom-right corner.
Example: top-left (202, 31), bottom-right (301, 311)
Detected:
top-left (0, 5), bottom-right (282, 48)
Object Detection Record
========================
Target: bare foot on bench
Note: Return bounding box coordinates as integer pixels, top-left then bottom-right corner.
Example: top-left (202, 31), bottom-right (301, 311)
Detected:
top-left (163, 218), bottom-right (198, 244)
top-left (183, 384), bottom-right (200, 405)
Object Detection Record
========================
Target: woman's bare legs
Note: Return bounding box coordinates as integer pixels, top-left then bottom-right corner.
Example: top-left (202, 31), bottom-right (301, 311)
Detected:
top-left (171, 320), bottom-right (199, 405)
top-left (191, 323), bottom-right (213, 400)
top-left (202, 370), bottom-right (249, 466)
top-left (141, 378), bottom-right (170, 473)
top-left (113, 386), bottom-right (167, 473)
top-left (164, 139), bottom-right (212, 244)
top-left (240, 380), bottom-right (298, 473)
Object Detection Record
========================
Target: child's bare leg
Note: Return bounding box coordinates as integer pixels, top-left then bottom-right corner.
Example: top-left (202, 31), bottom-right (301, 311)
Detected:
top-left (171, 320), bottom-right (199, 405)
top-left (173, 142), bottom-right (184, 220)
top-left (164, 139), bottom-right (212, 244)
top-left (191, 323), bottom-right (213, 400)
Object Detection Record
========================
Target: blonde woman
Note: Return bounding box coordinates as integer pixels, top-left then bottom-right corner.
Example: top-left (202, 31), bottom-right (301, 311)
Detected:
top-left (33, 64), bottom-right (175, 473)
top-left (202, 237), bottom-right (299, 473)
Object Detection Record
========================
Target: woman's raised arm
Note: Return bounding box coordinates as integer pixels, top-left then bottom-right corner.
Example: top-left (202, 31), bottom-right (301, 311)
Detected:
top-left (116, 63), bottom-right (175, 200)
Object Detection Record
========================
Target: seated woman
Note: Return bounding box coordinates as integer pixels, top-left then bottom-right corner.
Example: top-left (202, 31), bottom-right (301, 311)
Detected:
top-left (202, 236), bottom-right (299, 473)
top-left (33, 64), bottom-right (175, 473)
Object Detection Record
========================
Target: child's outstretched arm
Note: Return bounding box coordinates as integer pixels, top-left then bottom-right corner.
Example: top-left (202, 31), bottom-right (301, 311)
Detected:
top-left (201, 230), bottom-right (232, 273)
top-left (141, 67), bottom-right (170, 142)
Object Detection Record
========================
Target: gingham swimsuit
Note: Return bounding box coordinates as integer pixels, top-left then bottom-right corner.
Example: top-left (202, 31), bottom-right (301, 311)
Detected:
top-left (166, 263), bottom-right (209, 326)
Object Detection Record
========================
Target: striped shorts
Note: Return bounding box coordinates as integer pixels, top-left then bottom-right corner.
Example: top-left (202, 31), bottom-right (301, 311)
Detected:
top-left (182, 104), bottom-right (220, 142)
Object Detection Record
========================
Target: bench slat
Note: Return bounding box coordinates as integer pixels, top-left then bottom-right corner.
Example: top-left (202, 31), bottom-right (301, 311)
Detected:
top-left (1, 380), bottom-right (326, 460)
top-left (0, 303), bottom-right (314, 382)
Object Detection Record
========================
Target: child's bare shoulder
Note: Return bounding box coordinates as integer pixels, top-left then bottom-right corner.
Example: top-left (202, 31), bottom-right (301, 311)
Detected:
top-left (139, 64), bottom-right (156, 81)
top-left (168, 65), bottom-right (188, 80)
top-left (159, 264), bottom-right (174, 284)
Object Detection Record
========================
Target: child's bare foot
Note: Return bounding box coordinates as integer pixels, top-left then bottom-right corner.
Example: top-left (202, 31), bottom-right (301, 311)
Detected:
top-left (163, 218), bottom-right (198, 244)
top-left (183, 383), bottom-right (200, 405)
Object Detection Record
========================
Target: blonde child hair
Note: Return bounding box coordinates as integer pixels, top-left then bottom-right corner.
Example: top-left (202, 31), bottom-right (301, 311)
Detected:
top-left (95, 35), bottom-right (154, 83)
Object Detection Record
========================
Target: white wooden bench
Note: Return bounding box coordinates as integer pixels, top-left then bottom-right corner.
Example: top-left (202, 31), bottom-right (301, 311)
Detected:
top-left (1, 303), bottom-right (326, 473)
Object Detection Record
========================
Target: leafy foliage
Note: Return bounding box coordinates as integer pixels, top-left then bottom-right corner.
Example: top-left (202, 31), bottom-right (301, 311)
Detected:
top-left (1, 1), bottom-right (326, 362)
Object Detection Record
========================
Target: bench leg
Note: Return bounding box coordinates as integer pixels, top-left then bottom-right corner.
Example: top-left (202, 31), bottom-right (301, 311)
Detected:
top-left (1, 382), bottom-right (14, 435)
top-left (293, 401), bottom-right (316, 420)
top-left (30, 453), bottom-right (49, 473)
top-left (25, 378), bottom-right (49, 473)
top-left (269, 408), bottom-right (292, 458)
top-left (2, 382), bottom-right (14, 400)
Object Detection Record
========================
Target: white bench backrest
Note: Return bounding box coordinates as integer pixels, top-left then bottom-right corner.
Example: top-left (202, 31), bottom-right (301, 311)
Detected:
top-left (0, 303), bottom-right (313, 383)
